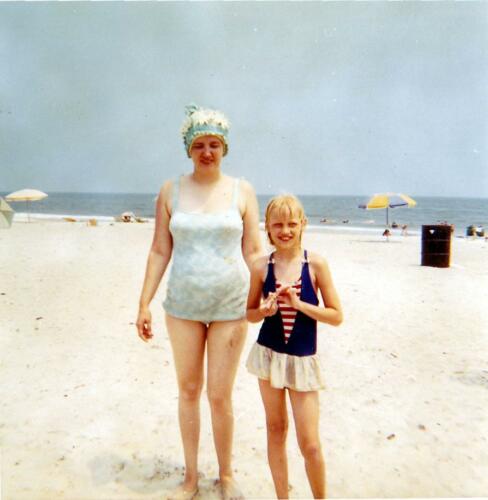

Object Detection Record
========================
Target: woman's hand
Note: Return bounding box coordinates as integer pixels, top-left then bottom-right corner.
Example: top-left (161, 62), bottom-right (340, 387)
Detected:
top-left (136, 307), bottom-right (153, 342)
top-left (259, 292), bottom-right (279, 317)
top-left (136, 181), bottom-right (174, 342)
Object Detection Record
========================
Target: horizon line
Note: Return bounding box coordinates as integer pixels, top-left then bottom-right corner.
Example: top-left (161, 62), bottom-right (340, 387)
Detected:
top-left (1, 191), bottom-right (487, 200)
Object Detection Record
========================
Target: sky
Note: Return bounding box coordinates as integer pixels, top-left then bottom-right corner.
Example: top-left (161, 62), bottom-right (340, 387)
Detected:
top-left (1, 1), bottom-right (487, 197)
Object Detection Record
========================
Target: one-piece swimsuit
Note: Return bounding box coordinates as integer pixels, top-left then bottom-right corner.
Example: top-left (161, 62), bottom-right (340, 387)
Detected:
top-left (163, 176), bottom-right (249, 324)
top-left (246, 250), bottom-right (325, 391)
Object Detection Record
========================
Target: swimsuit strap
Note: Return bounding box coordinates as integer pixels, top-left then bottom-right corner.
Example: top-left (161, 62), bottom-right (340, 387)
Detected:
top-left (267, 252), bottom-right (275, 276)
top-left (171, 176), bottom-right (181, 212)
top-left (299, 251), bottom-right (308, 288)
top-left (263, 252), bottom-right (276, 294)
top-left (231, 178), bottom-right (241, 209)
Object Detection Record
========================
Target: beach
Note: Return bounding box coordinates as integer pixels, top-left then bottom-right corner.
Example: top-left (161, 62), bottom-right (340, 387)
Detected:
top-left (1, 220), bottom-right (487, 499)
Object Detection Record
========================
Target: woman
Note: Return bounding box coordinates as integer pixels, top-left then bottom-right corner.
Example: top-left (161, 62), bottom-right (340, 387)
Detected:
top-left (136, 104), bottom-right (262, 499)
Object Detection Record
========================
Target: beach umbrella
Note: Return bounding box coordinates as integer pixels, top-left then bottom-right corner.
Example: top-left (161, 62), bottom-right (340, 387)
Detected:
top-left (121, 211), bottom-right (136, 222)
top-left (0, 197), bottom-right (14, 228)
top-left (5, 189), bottom-right (48, 222)
top-left (358, 193), bottom-right (417, 226)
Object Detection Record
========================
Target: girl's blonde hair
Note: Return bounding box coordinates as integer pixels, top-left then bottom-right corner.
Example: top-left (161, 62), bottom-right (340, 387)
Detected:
top-left (264, 194), bottom-right (308, 245)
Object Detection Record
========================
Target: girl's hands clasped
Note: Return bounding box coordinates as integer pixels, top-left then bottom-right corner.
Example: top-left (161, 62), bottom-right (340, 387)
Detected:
top-left (136, 307), bottom-right (153, 342)
top-left (258, 286), bottom-right (302, 319)
top-left (277, 285), bottom-right (302, 310)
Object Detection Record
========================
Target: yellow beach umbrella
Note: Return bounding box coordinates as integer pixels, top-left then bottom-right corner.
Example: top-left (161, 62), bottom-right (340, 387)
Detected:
top-left (358, 192), bottom-right (417, 226)
top-left (5, 189), bottom-right (48, 222)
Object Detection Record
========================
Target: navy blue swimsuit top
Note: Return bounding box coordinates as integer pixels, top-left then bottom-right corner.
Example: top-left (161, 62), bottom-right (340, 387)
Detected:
top-left (257, 250), bottom-right (319, 357)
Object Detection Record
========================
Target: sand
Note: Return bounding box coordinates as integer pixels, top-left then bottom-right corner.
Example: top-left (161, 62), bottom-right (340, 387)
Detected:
top-left (1, 220), bottom-right (487, 499)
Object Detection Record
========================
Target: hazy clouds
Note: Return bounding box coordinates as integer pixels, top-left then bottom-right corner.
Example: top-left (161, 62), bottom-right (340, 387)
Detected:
top-left (1, 2), bottom-right (487, 196)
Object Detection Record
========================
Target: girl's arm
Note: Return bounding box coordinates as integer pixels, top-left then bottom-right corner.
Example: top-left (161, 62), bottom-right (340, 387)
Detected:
top-left (240, 180), bottom-right (263, 269)
top-left (246, 257), bottom-right (278, 323)
top-left (136, 180), bottom-right (174, 341)
top-left (282, 253), bottom-right (343, 326)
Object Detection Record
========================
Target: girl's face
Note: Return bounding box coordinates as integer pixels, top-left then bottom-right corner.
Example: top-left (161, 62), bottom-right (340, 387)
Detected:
top-left (190, 135), bottom-right (224, 170)
top-left (267, 209), bottom-right (304, 249)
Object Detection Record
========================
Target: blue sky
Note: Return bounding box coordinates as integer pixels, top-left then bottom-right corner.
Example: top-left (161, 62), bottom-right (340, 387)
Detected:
top-left (1, 2), bottom-right (487, 197)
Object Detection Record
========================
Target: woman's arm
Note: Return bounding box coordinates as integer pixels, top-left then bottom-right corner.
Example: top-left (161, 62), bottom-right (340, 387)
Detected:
top-left (136, 180), bottom-right (174, 341)
top-left (240, 180), bottom-right (263, 269)
top-left (281, 253), bottom-right (343, 326)
top-left (246, 257), bottom-right (278, 323)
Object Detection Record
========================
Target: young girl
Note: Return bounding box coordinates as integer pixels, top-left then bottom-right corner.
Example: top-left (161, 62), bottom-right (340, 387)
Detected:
top-left (246, 195), bottom-right (343, 499)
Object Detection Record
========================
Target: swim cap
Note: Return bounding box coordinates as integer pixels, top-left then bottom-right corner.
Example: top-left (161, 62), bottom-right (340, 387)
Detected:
top-left (181, 104), bottom-right (230, 157)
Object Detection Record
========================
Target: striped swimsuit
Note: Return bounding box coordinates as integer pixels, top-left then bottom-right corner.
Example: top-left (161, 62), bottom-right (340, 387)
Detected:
top-left (276, 277), bottom-right (302, 343)
top-left (246, 250), bottom-right (325, 391)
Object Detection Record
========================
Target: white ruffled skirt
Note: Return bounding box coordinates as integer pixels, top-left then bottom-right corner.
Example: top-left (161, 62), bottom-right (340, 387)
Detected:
top-left (246, 342), bottom-right (325, 392)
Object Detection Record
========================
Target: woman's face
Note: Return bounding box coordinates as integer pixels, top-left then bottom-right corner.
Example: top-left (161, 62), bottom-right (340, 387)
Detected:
top-left (189, 135), bottom-right (224, 170)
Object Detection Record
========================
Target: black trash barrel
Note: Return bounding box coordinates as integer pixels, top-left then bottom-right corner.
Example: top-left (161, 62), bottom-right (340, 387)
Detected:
top-left (421, 225), bottom-right (452, 268)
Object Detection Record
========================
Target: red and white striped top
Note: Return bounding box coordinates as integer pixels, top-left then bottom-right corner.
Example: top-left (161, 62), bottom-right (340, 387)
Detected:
top-left (276, 278), bottom-right (302, 343)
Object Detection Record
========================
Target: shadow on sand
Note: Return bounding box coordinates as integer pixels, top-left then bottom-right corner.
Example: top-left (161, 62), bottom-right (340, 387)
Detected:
top-left (88, 453), bottom-right (221, 498)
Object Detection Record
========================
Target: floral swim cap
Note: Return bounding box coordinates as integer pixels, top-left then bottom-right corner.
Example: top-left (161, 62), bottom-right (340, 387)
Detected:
top-left (181, 104), bottom-right (230, 157)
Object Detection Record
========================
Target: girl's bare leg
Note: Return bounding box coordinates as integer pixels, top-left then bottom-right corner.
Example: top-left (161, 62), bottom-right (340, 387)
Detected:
top-left (206, 319), bottom-right (247, 499)
top-left (258, 379), bottom-right (289, 499)
top-left (289, 390), bottom-right (326, 499)
top-left (166, 314), bottom-right (207, 494)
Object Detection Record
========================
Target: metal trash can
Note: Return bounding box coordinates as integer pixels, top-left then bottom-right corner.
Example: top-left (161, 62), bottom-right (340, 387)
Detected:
top-left (421, 225), bottom-right (451, 268)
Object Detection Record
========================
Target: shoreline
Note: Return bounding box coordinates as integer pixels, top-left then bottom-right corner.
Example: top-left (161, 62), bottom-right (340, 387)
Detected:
top-left (3, 193), bottom-right (486, 237)
top-left (8, 212), bottom-right (482, 239)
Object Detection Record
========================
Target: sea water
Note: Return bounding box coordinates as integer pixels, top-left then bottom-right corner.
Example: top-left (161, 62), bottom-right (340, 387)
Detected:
top-left (1, 192), bottom-right (487, 236)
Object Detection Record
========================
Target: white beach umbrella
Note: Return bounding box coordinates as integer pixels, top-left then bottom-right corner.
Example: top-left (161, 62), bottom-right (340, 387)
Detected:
top-left (5, 189), bottom-right (48, 222)
top-left (121, 211), bottom-right (136, 222)
top-left (0, 197), bottom-right (15, 228)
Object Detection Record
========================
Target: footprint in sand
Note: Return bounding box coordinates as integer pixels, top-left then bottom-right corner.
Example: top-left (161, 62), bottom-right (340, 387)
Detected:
top-left (453, 370), bottom-right (488, 389)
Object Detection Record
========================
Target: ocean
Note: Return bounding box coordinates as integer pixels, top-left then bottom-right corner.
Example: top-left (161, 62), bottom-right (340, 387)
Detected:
top-left (1, 192), bottom-right (487, 236)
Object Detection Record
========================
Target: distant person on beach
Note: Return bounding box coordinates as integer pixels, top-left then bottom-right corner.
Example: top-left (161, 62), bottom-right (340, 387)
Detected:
top-left (246, 195), bottom-right (343, 499)
top-left (136, 104), bottom-right (262, 499)
top-left (382, 228), bottom-right (391, 241)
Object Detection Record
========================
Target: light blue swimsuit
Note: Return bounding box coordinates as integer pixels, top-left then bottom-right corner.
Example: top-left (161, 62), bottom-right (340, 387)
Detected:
top-left (163, 177), bottom-right (250, 323)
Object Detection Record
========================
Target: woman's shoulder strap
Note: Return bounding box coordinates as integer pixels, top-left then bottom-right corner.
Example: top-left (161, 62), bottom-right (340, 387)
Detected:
top-left (231, 177), bottom-right (243, 208)
top-left (171, 175), bottom-right (182, 211)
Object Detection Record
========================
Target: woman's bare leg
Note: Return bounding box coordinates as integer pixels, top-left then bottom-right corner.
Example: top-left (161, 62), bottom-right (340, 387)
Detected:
top-left (206, 319), bottom-right (247, 499)
top-left (289, 390), bottom-right (326, 499)
top-left (166, 314), bottom-right (207, 494)
top-left (258, 379), bottom-right (289, 499)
